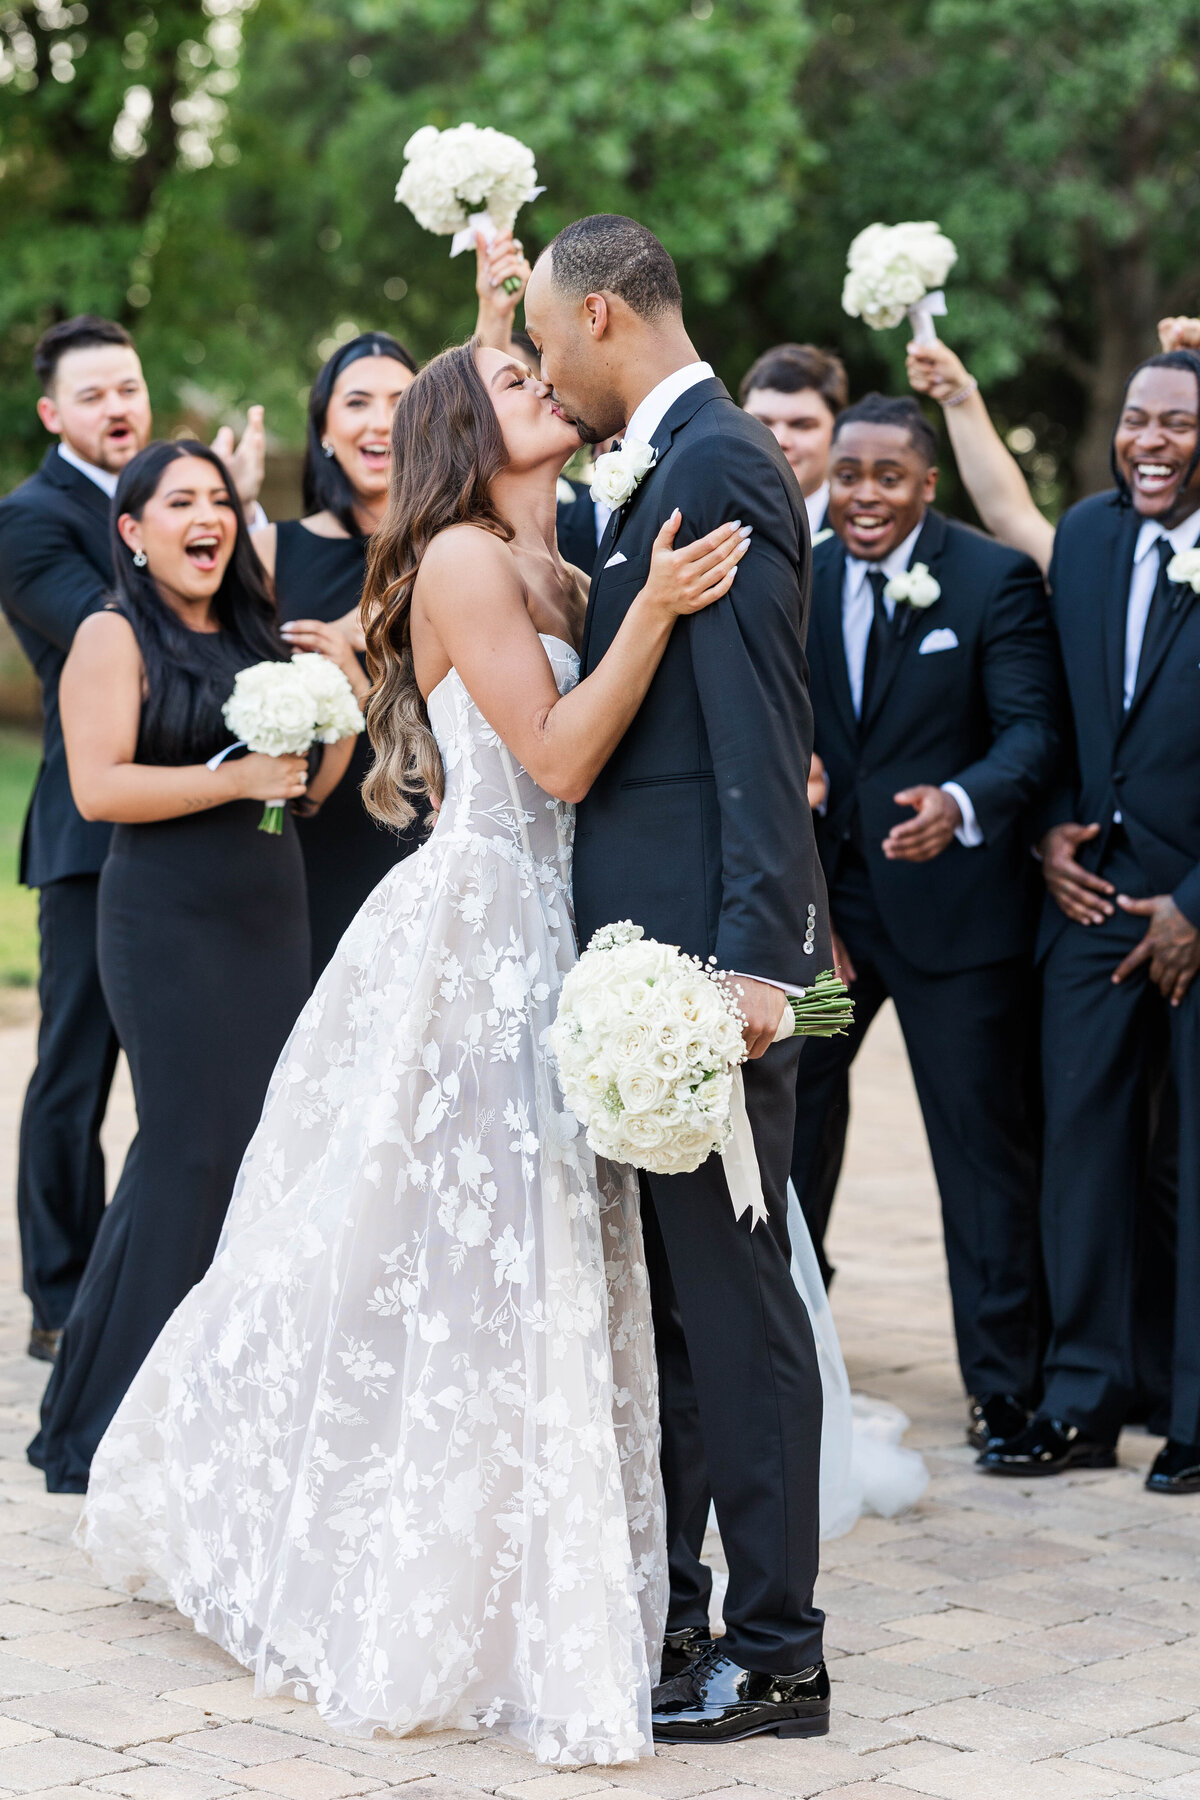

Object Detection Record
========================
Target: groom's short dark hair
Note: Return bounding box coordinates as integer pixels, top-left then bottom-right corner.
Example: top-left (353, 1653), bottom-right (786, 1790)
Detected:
top-left (833, 393), bottom-right (938, 466)
top-left (546, 216), bottom-right (683, 320)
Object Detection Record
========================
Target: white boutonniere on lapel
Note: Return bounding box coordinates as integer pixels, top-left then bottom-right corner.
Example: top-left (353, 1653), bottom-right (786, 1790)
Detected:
top-left (1167, 547), bottom-right (1200, 600)
top-left (590, 437), bottom-right (656, 509)
top-left (811, 526), bottom-right (835, 547)
top-left (883, 562), bottom-right (940, 635)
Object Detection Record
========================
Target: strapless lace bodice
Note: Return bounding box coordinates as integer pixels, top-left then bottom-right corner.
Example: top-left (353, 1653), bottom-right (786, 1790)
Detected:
top-left (426, 633), bottom-right (578, 885)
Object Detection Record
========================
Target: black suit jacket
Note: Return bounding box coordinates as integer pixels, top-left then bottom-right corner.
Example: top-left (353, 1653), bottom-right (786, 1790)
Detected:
top-left (573, 376), bottom-right (831, 987)
top-left (557, 478), bottom-right (601, 576)
top-left (1042, 490), bottom-right (1200, 940)
top-left (808, 509), bottom-right (1059, 973)
top-left (0, 448), bottom-right (114, 886)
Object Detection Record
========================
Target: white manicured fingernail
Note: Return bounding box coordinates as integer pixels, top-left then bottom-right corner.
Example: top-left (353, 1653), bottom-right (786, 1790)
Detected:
top-left (740, 525), bottom-right (753, 538)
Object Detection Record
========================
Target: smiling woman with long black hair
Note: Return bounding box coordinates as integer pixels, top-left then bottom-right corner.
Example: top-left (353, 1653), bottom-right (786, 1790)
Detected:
top-left (254, 332), bottom-right (423, 978)
top-left (30, 440), bottom-right (353, 1493)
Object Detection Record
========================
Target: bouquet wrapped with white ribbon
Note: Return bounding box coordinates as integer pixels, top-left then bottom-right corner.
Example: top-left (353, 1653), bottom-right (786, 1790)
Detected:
top-left (216, 653), bottom-right (364, 835)
top-left (550, 923), bottom-right (852, 1213)
top-left (395, 122), bottom-right (543, 292)
top-left (842, 220), bottom-right (958, 345)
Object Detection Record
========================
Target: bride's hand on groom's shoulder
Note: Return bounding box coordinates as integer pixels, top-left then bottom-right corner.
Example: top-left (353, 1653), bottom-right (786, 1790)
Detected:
top-left (637, 511), bottom-right (752, 620)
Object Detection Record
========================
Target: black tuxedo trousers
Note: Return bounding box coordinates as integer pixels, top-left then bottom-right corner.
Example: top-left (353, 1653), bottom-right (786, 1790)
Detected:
top-left (19, 875), bottom-right (119, 1331)
top-left (640, 1037), bottom-right (824, 1673)
top-left (792, 853), bottom-right (1043, 1401)
top-left (1040, 833), bottom-right (1200, 1445)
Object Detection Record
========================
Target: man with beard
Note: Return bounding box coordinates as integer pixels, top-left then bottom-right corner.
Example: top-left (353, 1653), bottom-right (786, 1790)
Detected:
top-left (981, 352), bottom-right (1200, 1493)
top-left (0, 315), bottom-right (263, 1363)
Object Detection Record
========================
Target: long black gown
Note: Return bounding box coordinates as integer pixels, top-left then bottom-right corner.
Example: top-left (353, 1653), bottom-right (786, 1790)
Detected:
top-left (31, 616), bottom-right (311, 1493)
top-left (274, 521), bottom-right (419, 979)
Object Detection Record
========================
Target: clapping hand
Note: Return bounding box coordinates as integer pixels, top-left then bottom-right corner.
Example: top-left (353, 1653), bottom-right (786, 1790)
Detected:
top-left (213, 405), bottom-right (266, 508)
top-left (1112, 893), bottom-right (1200, 1005)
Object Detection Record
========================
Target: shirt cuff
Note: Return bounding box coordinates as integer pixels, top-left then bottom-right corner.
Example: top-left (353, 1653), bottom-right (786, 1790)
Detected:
top-left (247, 501), bottom-right (269, 530)
top-left (730, 971), bottom-right (805, 999)
top-left (942, 781), bottom-right (983, 848)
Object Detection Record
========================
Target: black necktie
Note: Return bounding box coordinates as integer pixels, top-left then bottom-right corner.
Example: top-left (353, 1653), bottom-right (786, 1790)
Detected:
top-left (859, 568), bottom-right (891, 721)
top-left (1131, 537), bottom-right (1177, 705)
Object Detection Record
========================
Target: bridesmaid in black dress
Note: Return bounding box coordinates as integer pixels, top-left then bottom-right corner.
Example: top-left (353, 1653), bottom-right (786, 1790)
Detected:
top-left (254, 332), bottom-right (423, 978)
top-left (32, 440), bottom-right (355, 1493)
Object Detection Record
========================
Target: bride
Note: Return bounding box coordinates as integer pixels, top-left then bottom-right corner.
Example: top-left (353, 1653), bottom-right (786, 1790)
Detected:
top-left (75, 340), bottom-right (750, 1767)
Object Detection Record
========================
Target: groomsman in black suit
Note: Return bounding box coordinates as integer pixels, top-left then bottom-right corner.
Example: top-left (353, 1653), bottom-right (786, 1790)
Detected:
top-left (0, 315), bottom-right (264, 1363)
top-left (792, 394), bottom-right (1060, 1451)
top-left (981, 352), bottom-right (1200, 1493)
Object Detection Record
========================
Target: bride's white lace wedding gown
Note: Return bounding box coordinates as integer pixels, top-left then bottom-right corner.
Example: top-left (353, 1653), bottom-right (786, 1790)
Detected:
top-left (77, 635), bottom-right (667, 1767)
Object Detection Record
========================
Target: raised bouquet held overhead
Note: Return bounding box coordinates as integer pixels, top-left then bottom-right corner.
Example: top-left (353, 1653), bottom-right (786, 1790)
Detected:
top-left (842, 220), bottom-right (958, 346)
top-left (395, 122), bottom-right (543, 292)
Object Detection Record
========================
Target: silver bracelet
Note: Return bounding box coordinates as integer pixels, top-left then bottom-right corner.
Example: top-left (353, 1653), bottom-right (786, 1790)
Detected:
top-left (943, 377), bottom-right (979, 408)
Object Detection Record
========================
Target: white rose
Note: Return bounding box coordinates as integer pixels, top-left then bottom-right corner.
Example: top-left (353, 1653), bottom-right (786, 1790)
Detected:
top-left (885, 562), bottom-right (941, 610)
top-left (616, 1067), bottom-right (669, 1115)
top-left (589, 438), bottom-right (655, 509)
top-left (1168, 548), bottom-right (1200, 593)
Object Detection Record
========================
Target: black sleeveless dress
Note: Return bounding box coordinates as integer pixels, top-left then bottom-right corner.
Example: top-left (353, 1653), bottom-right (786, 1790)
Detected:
top-left (31, 618), bottom-right (311, 1493)
top-left (274, 521), bottom-right (420, 979)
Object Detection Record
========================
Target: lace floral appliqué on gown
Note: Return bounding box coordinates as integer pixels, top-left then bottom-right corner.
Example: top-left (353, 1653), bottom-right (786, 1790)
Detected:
top-left (77, 635), bottom-right (667, 1766)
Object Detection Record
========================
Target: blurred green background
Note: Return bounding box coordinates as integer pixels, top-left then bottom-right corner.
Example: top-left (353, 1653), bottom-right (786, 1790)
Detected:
top-left (2, 0), bottom-right (1200, 984)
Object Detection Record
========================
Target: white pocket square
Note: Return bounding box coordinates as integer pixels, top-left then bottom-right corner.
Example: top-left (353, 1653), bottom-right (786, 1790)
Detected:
top-left (918, 627), bottom-right (959, 654)
top-left (604, 551), bottom-right (628, 568)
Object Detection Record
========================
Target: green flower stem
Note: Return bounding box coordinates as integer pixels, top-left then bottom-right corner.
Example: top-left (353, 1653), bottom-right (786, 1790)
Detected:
top-left (787, 970), bottom-right (854, 1037)
top-left (258, 801), bottom-right (285, 835)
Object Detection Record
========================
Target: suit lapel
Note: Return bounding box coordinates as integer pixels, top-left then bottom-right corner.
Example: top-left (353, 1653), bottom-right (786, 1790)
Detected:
top-left (1120, 581), bottom-right (1197, 733)
top-left (1102, 509), bottom-right (1141, 730)
top-left (860, 509), bottom-right (947, 737)
top-left (811, 542), bottom-right (857, 753)
top-left (41, 446), bottom-right (112, 529)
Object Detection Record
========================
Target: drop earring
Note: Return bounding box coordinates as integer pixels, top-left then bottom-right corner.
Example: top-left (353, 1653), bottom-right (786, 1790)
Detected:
top-left (322, 439), bottom-right (336, 459)
top-left (132, 549), bottom-right (148, 567)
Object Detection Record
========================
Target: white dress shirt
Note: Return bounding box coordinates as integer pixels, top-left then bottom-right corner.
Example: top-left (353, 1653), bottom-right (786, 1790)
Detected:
top-left (58, 440), bottom-right (119, 498)
top-left (805, 480), bottom-right (830, 536)
top-left (57, 439), bottom-right (269, 529)
top-left (841, 519), bottom-right (982, 848)
top-left (624, 361), bottom-right (716, 449)
top-left (1124, 509), bottom-right (1200, 709)
top-left (593, 498), bottom-right (613, 546)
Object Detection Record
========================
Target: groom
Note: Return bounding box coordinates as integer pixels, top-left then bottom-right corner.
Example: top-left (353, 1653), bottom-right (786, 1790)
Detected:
top-left (525, 216), bottom-right (831, 1743)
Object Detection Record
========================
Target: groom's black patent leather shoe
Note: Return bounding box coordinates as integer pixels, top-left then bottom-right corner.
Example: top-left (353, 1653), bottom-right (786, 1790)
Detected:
top-left (659, 1626), bottom-right (714, 1681)
top-left (651, 1646), bottom-right (830, 1742)
top-left (976, 1415), bottom-right (1116, 1477)
top-left (967, 1393), bottom-right (1029, 1452)
top-left (1145, 1440), bottom-right (1200, 1494)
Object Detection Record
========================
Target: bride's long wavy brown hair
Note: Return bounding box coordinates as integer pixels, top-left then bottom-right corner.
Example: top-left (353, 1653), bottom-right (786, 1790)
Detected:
top-left (360, 339), bottom-right (512, 829)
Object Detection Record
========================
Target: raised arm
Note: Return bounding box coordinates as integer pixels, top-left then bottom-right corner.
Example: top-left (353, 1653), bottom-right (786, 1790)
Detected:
top-left (473, 229), bottom-right (532, 354)
top-left (907, 340), bottom-right (1055, 574)
top-left (414, 517), bottom-right (748, 804)
top-left (60, 611), bottom-right (309, 823)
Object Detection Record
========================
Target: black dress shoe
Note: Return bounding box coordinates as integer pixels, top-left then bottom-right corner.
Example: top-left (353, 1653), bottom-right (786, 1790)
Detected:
top-left (659, 1626), bottom-right (714, 1681)
top-left (651, 1645), bottom-right (830, 1742)
top-left (967, 1393), bottom-right (1029, 1452)
top-left (1146, 1439), bottom-right (1200, 1494)
top-left (27, 1328), bottom-right (61, 1364)
top-left (977, 1415), bottom-right (1116, 1477)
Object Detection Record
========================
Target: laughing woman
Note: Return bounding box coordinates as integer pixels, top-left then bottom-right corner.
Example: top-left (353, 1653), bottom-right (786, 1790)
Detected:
top-left (30, 441), bottom-right (353, 1493)
top-left (254, 333), bottom-right (422, 979)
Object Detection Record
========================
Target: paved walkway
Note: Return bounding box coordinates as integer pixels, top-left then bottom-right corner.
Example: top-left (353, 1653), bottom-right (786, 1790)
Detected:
top-left (2, 1001), bottom-right (1198, 1798)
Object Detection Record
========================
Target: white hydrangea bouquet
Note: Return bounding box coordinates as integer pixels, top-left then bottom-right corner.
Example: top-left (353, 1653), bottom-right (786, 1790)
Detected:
top-left (214, 654), bottom-right (364, 835)
top-left (842, 221), bottom-right (958, 345)
top-left (395, 122), bottom-right (543, 293)
top-left (550, 922), bottom-right (852, 1178)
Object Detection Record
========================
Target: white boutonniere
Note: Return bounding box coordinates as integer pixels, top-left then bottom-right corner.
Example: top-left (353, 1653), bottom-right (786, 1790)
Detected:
top-left (884, 562), bottom-right (941, 609)
top-left (1167, 548), bottom-right (1200, 593)
top-left (555, 475), bottom-right (578, 507)
top-left (811, 526), bottom-right (835, 547)
top-left (590, 437), bottom-right (656, 509)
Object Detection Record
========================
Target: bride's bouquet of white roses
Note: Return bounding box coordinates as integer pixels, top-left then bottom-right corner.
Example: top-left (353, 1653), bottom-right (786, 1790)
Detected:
top-left (395, 122), bottom-right (543, 292)
top-left (842, 221), bottom-right (958, 345)
top-left (216, 653), bottom-right (364, 835)
top-left (550, 923), bottom-right (852, 1177)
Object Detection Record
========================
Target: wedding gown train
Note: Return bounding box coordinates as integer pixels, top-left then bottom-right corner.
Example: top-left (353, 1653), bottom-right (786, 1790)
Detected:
top-left (77, 637), bottom-right (667, 1766)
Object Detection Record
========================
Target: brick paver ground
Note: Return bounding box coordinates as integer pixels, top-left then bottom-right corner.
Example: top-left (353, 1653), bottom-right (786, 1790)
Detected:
top-left (2, 998), bottom-right (1198, 1797)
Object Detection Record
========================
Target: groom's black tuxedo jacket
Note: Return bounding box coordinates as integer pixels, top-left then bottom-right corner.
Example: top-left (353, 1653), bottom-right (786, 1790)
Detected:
top-left (0, 448), bottom-right (114, 887)
top-left (1041, 490), bottom-right (1200, 944)
top-left (808, 509), bottom-right (1060, 974)
top-left (573, 377), bottom-right (831, 987)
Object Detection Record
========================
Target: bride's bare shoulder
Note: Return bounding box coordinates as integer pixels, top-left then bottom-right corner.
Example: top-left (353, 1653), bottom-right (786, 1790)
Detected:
top-left (417, 522), bottom-right (518, 589)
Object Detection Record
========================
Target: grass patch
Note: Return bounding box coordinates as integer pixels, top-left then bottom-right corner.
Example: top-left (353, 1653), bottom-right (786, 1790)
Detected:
top-left (0, 727), bottom-right (40, 987)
